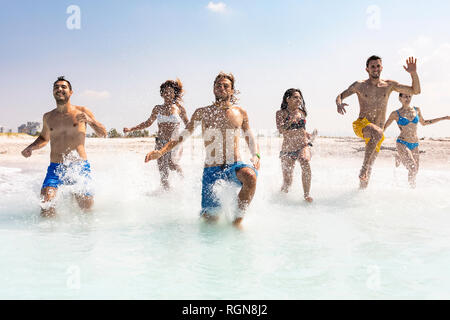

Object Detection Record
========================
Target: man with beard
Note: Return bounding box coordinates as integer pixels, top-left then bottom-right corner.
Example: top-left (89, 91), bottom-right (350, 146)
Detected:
top-left (21, 76), bottom-right (107, 217)
top-left (144, 72), bottom-right (260, 227)
top-left (335, 56), bottom-right (421, 188)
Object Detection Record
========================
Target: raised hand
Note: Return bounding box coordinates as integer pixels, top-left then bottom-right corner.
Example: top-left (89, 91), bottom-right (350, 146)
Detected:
top-left (337, 103), bottom-right (348, 115)
top-left (403, 57), bottom-right (417, 73)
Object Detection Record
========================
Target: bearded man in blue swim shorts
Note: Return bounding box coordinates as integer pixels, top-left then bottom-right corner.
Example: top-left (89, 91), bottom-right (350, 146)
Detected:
top-left (145, 72), bottom-right (260, 227)
top-left (21, 76), bottom-right (107, 217)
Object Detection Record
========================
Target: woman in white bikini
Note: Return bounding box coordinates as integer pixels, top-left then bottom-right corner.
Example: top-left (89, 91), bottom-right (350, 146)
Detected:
top-left (124, 79), bottom-right (189, 190)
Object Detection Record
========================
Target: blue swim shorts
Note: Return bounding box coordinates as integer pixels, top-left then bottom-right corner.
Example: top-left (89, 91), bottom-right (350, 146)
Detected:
top-left (201, 161), bottom-right (258, 216)
top-left (42, 160), bottom-right (94, 196)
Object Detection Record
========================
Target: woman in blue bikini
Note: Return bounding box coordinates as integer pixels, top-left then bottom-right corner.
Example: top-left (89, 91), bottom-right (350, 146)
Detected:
top-left (384, 93), bottom-right (449, 187)
top-left (124, 79), bottom-right (189, 190)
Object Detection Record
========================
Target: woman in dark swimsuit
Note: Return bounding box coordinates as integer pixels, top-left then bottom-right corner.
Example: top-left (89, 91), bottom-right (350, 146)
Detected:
top-left (276, 88), bottom-right (314, 202)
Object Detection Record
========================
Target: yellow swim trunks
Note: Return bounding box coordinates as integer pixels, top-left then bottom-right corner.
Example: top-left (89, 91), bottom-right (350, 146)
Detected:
top-left (352, 118), bottom-right (385, 153)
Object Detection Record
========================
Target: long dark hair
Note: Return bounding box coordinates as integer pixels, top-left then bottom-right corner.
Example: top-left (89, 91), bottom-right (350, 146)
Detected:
top-left (280, 88), bottom-right (307, 117)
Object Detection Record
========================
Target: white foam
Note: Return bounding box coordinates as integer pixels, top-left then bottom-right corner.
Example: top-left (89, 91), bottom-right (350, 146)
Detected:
top-left (0, 144), bottom-right (450, 299)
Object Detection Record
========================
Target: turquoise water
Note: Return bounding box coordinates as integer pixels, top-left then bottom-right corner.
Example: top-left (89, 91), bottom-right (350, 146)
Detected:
top-left (1, 142), bottom-right (450, 299)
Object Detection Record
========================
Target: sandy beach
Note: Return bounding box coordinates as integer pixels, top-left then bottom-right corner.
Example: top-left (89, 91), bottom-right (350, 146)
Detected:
top-left (1, 134), bottom-right (449, 170)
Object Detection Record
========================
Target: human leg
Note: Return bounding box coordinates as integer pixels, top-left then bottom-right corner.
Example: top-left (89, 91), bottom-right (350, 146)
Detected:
top-left (234, 167), bottom-right (257, 226)
top-left (40, 187), bottom-right (58, 217)
top-left (157, 155), bottom-right (170, 190)
top-left (299, 146), bottom-right (313, 202)
top-left (360, 124), bottom-right (384, 188)
top-left (280, 154), bottom-right (296, 193)
top-left (396, 142), bottom-right (418, 188)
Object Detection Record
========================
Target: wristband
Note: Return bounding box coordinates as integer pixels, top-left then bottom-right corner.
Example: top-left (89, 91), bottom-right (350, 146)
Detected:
top-left (255, 153), bottom-right (261, 159)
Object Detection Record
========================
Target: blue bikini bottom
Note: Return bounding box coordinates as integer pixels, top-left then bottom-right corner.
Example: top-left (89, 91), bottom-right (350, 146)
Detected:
top-left (397, 138), bottom-right (419, 150)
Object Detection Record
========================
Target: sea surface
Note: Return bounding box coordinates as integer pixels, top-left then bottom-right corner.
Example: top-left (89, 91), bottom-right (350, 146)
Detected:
top-left (1, 140), bottom-right (450, 299)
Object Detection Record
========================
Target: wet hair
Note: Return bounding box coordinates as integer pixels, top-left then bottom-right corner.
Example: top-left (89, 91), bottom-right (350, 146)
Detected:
top-left (53, 76), bottom-right (72, 90)
top-left (160, 79), bottom-right (184, 104)
top-left (366, 55), bottom-right (382, 67)
top-left (280, 88), bottom-right (307, 117)
top-left (214, 71), bottom-right (239, 104)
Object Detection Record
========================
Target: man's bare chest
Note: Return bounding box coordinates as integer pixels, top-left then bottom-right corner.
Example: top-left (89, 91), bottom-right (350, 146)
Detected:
top-left (48, 113), bottom-right (85, 136)
top-left (358, 85), bottom-right (391, 103)
top-left (203, 109), bottom-right (243, 130)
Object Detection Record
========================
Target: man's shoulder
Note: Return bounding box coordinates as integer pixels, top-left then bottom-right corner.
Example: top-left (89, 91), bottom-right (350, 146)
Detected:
top-left (195, 105), bottom-right (214, 114)
top-left (74, 105), bottom-right (89, 113)
top-left (232, 105), bottom-right (247, 113)
top-left (351, 80), bottom-right (365, 87)
top-left (384, 79), bottom-right (398, 86)
top-left (43, 109), bottom-right (58, 120)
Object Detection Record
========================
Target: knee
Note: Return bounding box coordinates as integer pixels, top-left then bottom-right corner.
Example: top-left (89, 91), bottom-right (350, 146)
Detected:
top-left (239, 168), bottom-right (257, 188)
top-left (41, 187), bottom-right (56, 202)
top-left (372, 129), bottom-right (383, 142)
top-left (299, 158), bottom-right (310, 170)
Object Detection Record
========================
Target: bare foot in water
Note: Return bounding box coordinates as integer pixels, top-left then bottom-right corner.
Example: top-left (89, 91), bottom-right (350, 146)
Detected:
top-left (359, 174), bottom-right (369, 189)
top-left (304, 195), bottom-right (314, 203)
top-left (232, 217), bottom-right (244, 229)
top-left (359, 167), bottom-right (370, 189)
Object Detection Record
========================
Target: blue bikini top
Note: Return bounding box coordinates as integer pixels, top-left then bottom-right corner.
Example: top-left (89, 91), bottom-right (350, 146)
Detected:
top-left (396, 107), bottom-right (419, 126)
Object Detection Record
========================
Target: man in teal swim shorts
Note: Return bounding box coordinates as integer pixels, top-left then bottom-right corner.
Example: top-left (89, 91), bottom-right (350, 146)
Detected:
top-left (145, 72), bottom-right (260, 227)
top-left (21, 76), bottom-right (107, 217)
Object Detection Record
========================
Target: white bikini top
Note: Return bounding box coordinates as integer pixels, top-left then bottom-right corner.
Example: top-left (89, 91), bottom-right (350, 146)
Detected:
top-left (157, 113), bottom-right (182, 124)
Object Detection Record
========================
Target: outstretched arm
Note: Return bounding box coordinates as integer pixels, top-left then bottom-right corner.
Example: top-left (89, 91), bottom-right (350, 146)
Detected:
top-left (124, 107), bottom-right (158, 133)
top-left (417, 107), bottom-right (450, 126)
top-left (177, 104), bottom-right (190, 126)
top-left (77, 107), bottom-right (107, 137)
top-left (391, 57), bottom-right (421, 95)
top-left (383, 111), bottom-right (397, 131)
top-left (21, 114), bottom-right (50, 158)
top-left (242, 110), bottom-right (260, 170)
top-left (336, 82), bottom-right (358, 115)
top-left (144, 108), bottom-right (202, 162)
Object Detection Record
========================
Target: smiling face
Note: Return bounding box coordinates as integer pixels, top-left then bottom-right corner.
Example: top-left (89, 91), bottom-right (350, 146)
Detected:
top-left (286, 91), bottom-right (303, 109)
top-left (213, 78), bottom-right (234, 102)
top-left (366, 59), bottom-right (383, 79)
top-left (53, 80), bottom-right (72, 103)
top-left (161, 86), bottom-right (175, 104)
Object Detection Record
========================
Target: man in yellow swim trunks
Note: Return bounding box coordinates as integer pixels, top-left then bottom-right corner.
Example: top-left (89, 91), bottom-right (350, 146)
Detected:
top-left (335, 55), bottom-right (421, 188)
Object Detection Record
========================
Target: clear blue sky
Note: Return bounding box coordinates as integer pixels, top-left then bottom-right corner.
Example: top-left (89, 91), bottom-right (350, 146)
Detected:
top-left (1, 0), bottom-right (450, 136)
